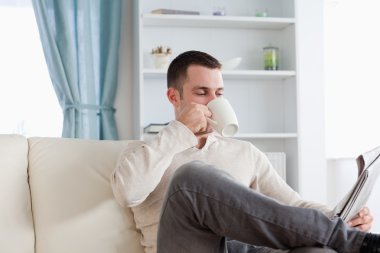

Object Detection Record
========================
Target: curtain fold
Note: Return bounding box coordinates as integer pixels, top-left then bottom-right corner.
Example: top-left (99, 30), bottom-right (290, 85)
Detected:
top-left (32, 0), bottom-right (122, 139)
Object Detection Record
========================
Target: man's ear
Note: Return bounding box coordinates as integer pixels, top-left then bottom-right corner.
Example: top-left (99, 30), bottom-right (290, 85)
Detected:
top-left (167, 87), bottom-right (181, 107)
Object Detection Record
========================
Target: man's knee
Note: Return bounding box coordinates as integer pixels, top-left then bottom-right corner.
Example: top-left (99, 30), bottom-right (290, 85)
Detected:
top-left (170, 161), bottom-right (208, 187)
top-left (170, 161), bottom-right (229, 188)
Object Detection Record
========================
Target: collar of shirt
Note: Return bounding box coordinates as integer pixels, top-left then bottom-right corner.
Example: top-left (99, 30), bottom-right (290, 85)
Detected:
top-left (192, 132), bottom-right (219, 150)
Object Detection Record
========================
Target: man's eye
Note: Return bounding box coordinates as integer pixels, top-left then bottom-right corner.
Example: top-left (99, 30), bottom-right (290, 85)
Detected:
top-left (216, 93), bottom-right (224, 97)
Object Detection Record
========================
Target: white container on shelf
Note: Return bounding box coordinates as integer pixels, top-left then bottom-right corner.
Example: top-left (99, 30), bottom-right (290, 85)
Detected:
top-left (152, 53), bottom-right (171, 69)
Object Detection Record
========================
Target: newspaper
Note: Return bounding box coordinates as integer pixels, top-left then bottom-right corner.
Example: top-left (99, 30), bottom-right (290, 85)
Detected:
top-left (333, 146), bottom-right (380, 221)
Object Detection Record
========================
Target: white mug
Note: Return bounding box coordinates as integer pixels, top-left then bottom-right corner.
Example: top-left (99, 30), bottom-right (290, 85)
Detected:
top-left (207, 97), bottom-right (239, 137)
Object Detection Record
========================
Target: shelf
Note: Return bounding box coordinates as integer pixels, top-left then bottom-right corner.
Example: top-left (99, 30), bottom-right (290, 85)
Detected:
top-left (222, 70), bottom-right (296, 80)
top-left (143, 69), bottom-right (296, 80)
top-left (234, 133), bottom-right (298, 139)
top-left (142, 14), bottom-right (295, 30)
top-left (143, 69), bottom-right (166, 78)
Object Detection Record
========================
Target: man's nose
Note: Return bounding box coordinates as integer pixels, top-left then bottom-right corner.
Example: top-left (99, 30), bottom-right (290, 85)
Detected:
top-left (208, 93), bottom-right (218, 103)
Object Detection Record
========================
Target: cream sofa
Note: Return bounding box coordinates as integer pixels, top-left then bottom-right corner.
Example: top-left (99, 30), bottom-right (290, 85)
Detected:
top-left (0, 134), bottom-right (144, 253)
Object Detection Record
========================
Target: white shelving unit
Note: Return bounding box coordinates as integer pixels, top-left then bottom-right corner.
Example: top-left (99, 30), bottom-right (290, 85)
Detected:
top-left (132, 0), bottom-right (304, 190)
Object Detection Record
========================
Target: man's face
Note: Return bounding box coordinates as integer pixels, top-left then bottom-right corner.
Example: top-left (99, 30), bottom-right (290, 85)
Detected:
top-left (176, 65), bottom-right (224, 110)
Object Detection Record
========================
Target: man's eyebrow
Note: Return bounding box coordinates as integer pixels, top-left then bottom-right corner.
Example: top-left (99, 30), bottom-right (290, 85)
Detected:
top-left (192, 86), bottom-right (224, 90)
top-left (192, 86), bottom-right (208, 90)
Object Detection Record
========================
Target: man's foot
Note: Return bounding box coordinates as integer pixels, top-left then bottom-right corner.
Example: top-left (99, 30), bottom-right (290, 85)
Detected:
top-left (360, 233), bottom-right (380, 253)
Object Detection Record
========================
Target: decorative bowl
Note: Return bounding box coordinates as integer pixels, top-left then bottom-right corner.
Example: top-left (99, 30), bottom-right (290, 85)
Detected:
top-left (221, 57), bottom-right (242, 70)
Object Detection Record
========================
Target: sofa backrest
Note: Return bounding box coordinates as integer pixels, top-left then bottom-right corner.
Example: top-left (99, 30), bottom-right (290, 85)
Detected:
top-left (0, 134), bottom-right (145, 253)
top-left (0, 135), bottom-right (35, 253)
top-left (27, 137), bottom-right (144, 253)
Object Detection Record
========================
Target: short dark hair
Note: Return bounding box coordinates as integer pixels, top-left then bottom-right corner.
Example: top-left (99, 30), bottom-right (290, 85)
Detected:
top-left (167, 50), bottom-right (221, 98)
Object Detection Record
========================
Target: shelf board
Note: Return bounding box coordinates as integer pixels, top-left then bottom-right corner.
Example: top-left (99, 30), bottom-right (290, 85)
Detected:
top-left (234, 133), bottom-right (298, 139)
top-left (143, 69), bottom-right (296, 80)
top-left (222, 70), bottom-right (296, 80)
top-left (142, 14), bottom-right (295, 30)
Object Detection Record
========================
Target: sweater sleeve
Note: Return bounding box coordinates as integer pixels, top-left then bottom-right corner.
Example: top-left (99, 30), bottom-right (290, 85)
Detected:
top-left (111, 121), bottom-right (198, 207)
top-left (250, 145), bottom-right (334, 217)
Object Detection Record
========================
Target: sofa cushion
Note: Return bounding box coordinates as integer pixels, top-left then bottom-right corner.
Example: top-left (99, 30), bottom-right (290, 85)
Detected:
top-left (28, 137), bottom-right (144, 253)
top-left (0, 134), bottom-right (35, 253)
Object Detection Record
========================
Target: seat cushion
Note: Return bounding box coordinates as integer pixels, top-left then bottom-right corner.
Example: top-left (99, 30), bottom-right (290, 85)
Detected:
top-left (0, 134), bottom-right (35, 253)
top-left (28, 137), bottom-right (144, 253)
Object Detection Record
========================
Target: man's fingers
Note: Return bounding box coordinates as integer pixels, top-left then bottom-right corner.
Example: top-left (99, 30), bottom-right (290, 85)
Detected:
top-left (359, 206), bottom-right (370, 217)
top-left (348, 208), bottom-right (373, 232)
top-left (356, 223), bottom-right (371, 232)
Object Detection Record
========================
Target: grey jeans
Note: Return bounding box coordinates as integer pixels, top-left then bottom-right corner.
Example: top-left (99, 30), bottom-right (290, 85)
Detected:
top-left (157, 161), bottom-right (365, 253)
top-left (226, 239), bottom-right (336, 253)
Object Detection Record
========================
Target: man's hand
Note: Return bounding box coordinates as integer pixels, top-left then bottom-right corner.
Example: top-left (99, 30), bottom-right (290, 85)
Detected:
top-left (177, 103), bottom-right (212, 135)
top-left (347, 206), bottom-right (373, 232)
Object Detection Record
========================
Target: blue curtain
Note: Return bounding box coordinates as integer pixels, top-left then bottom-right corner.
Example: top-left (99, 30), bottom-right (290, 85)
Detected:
top-left (32, 0), bottom-right (122, 139)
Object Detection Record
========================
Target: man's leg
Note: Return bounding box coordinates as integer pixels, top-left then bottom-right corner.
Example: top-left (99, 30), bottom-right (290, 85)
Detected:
top-left (227, 240), bottom-right (336, 253)
top-left (157, 161), bottom-right (365, 253)
top-left (289, 248), bottom-right (337, 253)
top-left (227, 240), bottom-right (337, 253)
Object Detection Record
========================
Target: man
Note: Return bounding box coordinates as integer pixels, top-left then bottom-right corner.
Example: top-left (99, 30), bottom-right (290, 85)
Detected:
top-left (111, 50), bottom-right (377, 253)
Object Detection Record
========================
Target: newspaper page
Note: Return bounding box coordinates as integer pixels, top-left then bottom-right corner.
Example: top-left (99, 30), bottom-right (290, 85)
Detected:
top-left (333, 146), bottom-right (380, 222)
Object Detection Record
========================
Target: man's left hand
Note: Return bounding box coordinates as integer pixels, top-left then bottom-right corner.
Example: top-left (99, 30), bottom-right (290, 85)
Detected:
top-left (347, 206), bottom-right (373, 232)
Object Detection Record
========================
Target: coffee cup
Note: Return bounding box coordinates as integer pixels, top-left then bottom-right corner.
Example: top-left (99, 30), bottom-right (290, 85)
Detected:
top-left (207, 97), bottom-right (239, 137)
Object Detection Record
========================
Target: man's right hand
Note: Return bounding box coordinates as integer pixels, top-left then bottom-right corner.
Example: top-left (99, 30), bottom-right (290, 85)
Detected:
top-left (176, 103), bottom-right (212, 135)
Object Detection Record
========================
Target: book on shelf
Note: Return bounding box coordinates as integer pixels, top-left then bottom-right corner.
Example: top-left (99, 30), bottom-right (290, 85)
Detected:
top-left (143, 122), bottom-right (169, 134)
top-left (333, 146), bottom-right (380, 222)
top-left (151, 9), bottom-right (200, 15)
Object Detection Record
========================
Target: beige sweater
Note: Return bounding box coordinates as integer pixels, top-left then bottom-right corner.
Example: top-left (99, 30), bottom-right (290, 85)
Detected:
top-left (111, 121), bottom-right (332, 253)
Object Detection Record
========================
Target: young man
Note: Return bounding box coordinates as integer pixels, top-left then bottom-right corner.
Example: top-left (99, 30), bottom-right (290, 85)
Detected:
top-left (111, 51), bottom-right (377, 253)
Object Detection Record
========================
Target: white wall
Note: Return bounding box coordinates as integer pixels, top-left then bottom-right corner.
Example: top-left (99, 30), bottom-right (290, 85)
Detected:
top-left (295, 0), bottom-right (327, 203)
top-left (324, 0), bottom-right (380, 158)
